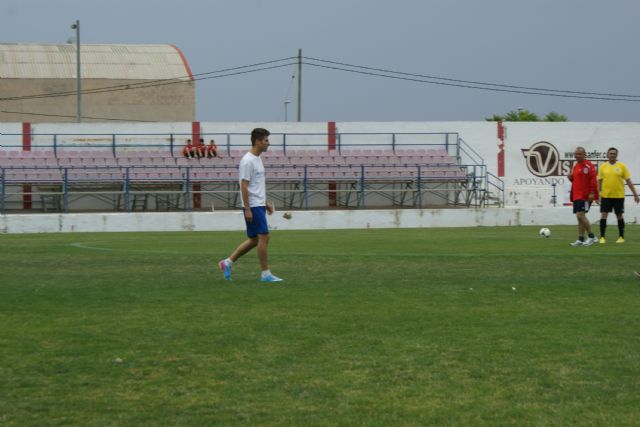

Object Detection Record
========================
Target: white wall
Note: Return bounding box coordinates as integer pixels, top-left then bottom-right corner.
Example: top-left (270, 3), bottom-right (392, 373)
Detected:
top-left (3, 120), bottom-right (640, 208)
top-left (3, 206), bottom-right (639, 234)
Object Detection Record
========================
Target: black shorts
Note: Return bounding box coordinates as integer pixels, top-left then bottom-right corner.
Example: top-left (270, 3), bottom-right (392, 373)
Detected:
top-left (600, 197), bottom-right (625, 214)
top-left (573, 200), bottom-right (592, 214)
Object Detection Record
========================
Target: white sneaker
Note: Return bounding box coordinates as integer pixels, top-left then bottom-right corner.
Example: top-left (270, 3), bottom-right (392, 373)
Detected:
top-left (570, 239), bottom-right (584, 247)
top-left (261, 274), bottom-right (284, 282)
top-left (584, 237), bottom-right (597, 246)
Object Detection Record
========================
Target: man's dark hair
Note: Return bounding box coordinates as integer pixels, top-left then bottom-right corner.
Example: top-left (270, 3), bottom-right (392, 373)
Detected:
top-left (251, 128), bottom-right (270, 146)
top-left (608, 147), bottom-right (618, 155)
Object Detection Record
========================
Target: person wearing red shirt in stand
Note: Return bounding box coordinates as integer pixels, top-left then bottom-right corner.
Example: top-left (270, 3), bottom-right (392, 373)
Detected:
top-left (197, 138), bottom-right (206, 158)
top-left (568, 146), bottom-right (599, 246)
top-left (206, 139), bottom-right (219, 158)
top-left (182, 139), bottom-right (195, 158)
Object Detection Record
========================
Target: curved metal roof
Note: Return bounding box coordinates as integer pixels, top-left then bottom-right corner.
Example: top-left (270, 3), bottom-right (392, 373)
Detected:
top-left (0, 43), bottom-right (193, 80)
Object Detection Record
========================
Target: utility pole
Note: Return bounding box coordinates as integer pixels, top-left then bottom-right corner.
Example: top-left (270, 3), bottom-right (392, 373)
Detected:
top-left (297, 48), bottom-right (302, 122)
top-left (71, 19), bottom-right (81, 123)
top-left (284, 100), bottom-right (291, 122)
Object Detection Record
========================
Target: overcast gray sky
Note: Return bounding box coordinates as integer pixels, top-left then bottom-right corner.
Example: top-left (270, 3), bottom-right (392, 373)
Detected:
top-left (3, 0), bottom-right (640, 122)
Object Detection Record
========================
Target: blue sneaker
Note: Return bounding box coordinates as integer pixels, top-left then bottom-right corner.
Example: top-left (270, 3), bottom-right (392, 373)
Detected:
top-left (260, 274), bottom-right (284, 282)
top-left (219, 259), bottom-right (232, 281)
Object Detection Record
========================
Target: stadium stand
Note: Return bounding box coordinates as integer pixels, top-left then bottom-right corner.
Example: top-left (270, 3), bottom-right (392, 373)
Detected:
top-left (1, 147), bottom-right (477, 212)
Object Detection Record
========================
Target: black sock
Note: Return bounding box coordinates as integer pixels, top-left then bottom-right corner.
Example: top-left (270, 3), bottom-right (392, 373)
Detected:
top-left (600, 219), bottom-right (607, 237)
top-left (618, 218), bottom-right (625, 238)
top-left (588, 232), bottom-right (595, 239)
top-left (579, 236), bottom-right (585, 242)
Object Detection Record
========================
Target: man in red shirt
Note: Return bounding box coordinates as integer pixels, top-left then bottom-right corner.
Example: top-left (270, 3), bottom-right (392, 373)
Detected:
top-left (206, 139), bottom-right (219, 158)
top-left (568, 146), bottom-right (599, 246)
top-left (182, 139), bottom-right (195, 158)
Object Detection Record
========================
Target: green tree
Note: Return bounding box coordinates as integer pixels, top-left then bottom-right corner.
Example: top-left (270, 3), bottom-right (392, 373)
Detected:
top-left (504, 109), bottom-right (540, 121)
top-left (485, 109), bottom-right (568, 122)
top-left (485, 114), bottom-right (505, 122)
top-left (543, 111), bottom-right (568, 122)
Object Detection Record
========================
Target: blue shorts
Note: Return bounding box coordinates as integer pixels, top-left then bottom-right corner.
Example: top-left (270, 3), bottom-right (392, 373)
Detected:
top-left (244, 206), bottom-right (269, 238)
top-left (573, 200), bottom-right (592, 214)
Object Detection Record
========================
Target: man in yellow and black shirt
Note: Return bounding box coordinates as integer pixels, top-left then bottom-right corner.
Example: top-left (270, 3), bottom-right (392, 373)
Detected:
top-left (597, 147), bottom-right (639, 244)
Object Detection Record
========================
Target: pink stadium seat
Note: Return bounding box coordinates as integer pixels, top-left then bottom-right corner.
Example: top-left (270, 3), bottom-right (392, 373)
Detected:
top-left (215, 157), bottom-right (237, 167)
top-left (44, 171), bottom-right (64, 181)
top-left (110, 171), bottom-right (126, 180)
top-left (59, 156), bottom-right (83, 166)
top-left (117, 158), bottom-right (136, 166)
top-left (145, 173), bottom-right (162, 181)
top-left (312, 156), bottom-right (334, 165)
top-left (5, 171), bottom-right (27, 181)
top-left (130, 172), bottom-right (148, 180)
top-left (146, 157), bottom-right (164, 166)
top-left (270, 171), bottom-right (288, 180)
top-left (85, 157), bottom-right (105, 166)
top-left (166, 170), bottom-right (184, 179)
top-left (217, 170), bottom-right (236, 180)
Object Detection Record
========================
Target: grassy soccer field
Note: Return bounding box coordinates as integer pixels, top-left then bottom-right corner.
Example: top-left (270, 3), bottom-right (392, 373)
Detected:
top-left (1, 226), bottom-right (640, 426)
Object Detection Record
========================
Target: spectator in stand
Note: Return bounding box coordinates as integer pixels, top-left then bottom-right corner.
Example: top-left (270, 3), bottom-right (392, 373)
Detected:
top-left (182, 139), bottom-right (195, 158)
top-left (206, 139), bottom-right (219, 158)
top-left (197, 138), bottom-right (206, 158)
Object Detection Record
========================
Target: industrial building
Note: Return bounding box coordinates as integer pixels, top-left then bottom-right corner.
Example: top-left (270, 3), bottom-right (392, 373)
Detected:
top-left (0, 43), bottom-right (195, 122)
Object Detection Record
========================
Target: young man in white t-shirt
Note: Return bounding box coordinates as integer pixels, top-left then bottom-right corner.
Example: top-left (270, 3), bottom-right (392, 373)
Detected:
top-left (219, 128), bottom-right (284, 282)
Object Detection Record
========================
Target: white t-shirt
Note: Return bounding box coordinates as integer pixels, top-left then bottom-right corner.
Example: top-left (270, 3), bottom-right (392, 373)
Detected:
top-left (238, 152), bottom-right (266, 207)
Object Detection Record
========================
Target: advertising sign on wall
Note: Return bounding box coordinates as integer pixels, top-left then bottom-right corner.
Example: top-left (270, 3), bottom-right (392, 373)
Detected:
top-left (502, 123), bottom-right (640, 207)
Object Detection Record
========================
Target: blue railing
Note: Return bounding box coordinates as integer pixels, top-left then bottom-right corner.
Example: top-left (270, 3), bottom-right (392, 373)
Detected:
top-left (0, 131), bottom-right (505, 211)
top-left (0, 131), bottom-right (466, 156)
top-left (0, 162), bottom-right (486, 213)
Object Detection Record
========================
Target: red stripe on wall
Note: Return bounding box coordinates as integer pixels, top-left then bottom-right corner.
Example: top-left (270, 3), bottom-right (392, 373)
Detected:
top-left (327, 121), bottom-right (337, 206)
top-left (22, 123), bottom-right (32, 209)
top-left (191, 122), bottom-right (202, 208)
top-left (22, 185), bottom-right (32, 210)
top-left (192, 121), bottom-right (201, 147)
top-left (328, 182), bottom-right (337, 207)
top-left (193, 183), bottom-right (201, 209)
top-left (22, 122), bottom-right (31, 151)
top-left (327, 121), bottom-right (336, 151)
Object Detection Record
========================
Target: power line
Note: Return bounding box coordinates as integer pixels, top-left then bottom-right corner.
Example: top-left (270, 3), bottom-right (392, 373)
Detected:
top-left (3, 53), bottom-right (639, 113)
top-left (0, 57), bottom-right (297, 102)
top-left (302, 60), bottom-right (640, 102)
top-left (0, 59), bottom-right (297, 122)
top-left (303, 56), bottom-right (640, 99)
top-left (0, 109), bottom-right (157, 122)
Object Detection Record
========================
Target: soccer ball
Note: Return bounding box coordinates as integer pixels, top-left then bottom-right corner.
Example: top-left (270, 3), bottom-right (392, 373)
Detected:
top-left (539, 227), bottom-right (551, 238)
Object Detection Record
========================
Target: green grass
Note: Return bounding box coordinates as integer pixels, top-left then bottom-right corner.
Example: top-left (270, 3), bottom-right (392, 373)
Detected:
top-left (1, 226), bottom-right (640, 426)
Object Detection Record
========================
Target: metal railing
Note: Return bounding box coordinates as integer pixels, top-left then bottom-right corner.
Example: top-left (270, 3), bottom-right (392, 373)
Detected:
top-left (2, 131), bottom-right (468, 156)
top-left (0, 131), bottom-right (504, 212)
top-left (0, 163), bottom-right (491, 213)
